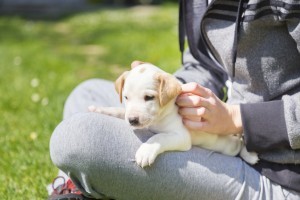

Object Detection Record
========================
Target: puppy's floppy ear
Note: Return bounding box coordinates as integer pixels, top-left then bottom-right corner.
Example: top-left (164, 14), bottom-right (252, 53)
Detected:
top-left (115, 71), bottom-right (129, 103)
top-left (155, 72), bottom-right (182, 107)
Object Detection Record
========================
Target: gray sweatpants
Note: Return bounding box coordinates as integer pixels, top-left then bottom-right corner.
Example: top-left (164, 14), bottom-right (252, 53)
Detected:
top-left (50, 79), bottom-right (300, 200)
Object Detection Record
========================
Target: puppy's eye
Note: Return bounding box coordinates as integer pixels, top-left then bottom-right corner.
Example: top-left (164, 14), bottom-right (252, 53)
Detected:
top-left (124, 96), bottom-right (128, 100)
top-left (144, 95), bottom-right (155, 101)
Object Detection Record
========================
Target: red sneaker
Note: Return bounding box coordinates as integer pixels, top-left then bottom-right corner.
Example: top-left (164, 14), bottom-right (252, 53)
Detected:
top-left (48, 176), bottom-right (94, 200)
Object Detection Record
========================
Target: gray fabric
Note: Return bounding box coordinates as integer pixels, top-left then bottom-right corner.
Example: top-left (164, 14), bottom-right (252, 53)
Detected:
top-left (240, 101), bottom-right (290, 152)
top-left (63, 79), bottom-right (123, 119)
top-left (50, 79), bottom-right (300, 200)
top-left (283, 94), bottom-right (300, 149)
top-left (174, 49), bottom-right (226, 99)
top-left (194, 0), bottom-right (300, 165)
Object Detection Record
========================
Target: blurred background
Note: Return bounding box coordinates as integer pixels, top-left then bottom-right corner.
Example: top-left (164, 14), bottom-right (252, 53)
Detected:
top-left (0, 0), bottom-right (180, 199)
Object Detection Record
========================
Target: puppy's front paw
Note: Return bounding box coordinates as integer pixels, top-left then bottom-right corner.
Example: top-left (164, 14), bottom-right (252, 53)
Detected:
top-left (88, 105), bottom-right (97, 112)
top-left (135, 143), bottom-right (161, 168)
top-left (88, 105), bottom-right (104, 113)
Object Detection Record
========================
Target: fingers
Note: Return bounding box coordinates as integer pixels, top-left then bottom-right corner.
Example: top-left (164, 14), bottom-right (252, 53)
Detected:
top-left (179, 107), bottom-right (210, 119)
top-left (181, 82), bottom-right (214, 98)
top-left (176, 95), bottom-right (208, 107)
top-left (176, 94), bottom-right (210, 108)
top-left (182, 118), bottom-right (209, 131)
top-left (177, 83), bottom-right (217, 110)
top-left (176, 82), bottom-right (221, 132)
top-left (179, 107), bottom-right (211, 131)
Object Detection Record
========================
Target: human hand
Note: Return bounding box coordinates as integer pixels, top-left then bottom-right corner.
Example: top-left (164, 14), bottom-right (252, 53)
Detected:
top-left (176, 82), bottom-right (243, 135)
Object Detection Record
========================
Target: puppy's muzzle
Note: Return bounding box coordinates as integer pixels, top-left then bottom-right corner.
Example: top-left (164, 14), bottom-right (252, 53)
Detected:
top-left (128, 116), bottom-right (140, 126)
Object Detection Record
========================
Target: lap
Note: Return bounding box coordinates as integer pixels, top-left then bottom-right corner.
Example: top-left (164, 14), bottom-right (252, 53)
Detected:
top-left (50, 78), bottom-right (295, 200)
top-left (50, 112), bottom-right (265, 200)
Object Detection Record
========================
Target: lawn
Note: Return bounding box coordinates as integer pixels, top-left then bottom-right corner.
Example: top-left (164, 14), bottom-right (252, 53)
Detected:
top-left (0, 3), bottom-right (180, 199)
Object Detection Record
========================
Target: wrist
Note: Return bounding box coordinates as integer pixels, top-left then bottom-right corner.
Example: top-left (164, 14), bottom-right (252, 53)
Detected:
top-left (229, 105), bottom-right (243, 134)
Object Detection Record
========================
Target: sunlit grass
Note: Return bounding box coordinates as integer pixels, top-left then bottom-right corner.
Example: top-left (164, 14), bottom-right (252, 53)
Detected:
top-left (0, 4), bottom-right (179, 199)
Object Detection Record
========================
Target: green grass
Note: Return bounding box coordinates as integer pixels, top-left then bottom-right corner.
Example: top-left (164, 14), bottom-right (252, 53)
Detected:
top-left (0, 4), bottom-right (179, 199)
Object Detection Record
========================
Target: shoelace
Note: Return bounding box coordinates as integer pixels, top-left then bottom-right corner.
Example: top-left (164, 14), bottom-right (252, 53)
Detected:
top-left (52, 176), bottom-right (82, 195)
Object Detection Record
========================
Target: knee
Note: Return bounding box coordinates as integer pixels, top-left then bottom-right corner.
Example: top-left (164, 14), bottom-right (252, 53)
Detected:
top-left (50, 112), bottom-right (132, 171)
top-left (63, 79), bottom-right (119, 119)
top-left (50, 112), bottom-right (101, 170)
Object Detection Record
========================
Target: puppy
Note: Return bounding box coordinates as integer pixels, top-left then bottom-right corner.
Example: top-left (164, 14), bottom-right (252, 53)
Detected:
top-left (89, 63), bottom-right (258, 168)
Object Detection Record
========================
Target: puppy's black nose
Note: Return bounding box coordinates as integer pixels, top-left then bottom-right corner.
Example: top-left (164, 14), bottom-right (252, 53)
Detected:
top-left (129, 117), bottom-right (139, 126)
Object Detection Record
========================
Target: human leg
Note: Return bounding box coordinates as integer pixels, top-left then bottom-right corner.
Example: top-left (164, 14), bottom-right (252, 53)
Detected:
top-left (48, 78), bottom-right (122, 198)
top-left (50, 78), bottom-right (299, 200)
top-left (63, 79), bottom-right (123, 120)
top-left (50, 111), bottom-right (299, 200)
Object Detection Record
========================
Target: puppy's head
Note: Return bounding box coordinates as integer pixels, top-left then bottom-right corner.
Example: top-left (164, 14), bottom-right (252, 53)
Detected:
top-left (115, 63), bottom-right (181, 129)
